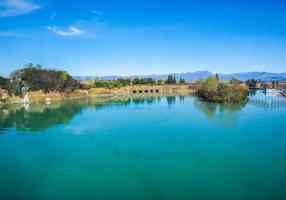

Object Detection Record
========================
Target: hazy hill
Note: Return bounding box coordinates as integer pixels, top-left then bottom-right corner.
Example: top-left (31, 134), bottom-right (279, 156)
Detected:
top-left (75, 71), bottom-right (286, 82)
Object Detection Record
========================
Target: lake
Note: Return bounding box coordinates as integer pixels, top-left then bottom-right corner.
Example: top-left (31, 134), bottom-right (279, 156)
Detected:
top-left (1, 90), bottom-right (286, 200)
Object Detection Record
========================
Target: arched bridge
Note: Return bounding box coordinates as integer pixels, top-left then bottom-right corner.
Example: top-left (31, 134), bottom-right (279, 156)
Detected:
top-left (128, 84), bottom-right (197, 94)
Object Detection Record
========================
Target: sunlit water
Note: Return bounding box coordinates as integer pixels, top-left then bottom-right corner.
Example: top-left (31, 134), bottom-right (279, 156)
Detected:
top-left (1, 90), bottom-right (286, 200)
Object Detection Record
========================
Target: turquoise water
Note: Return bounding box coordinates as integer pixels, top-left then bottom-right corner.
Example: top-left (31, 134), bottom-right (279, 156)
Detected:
top-left (1, 90), bottom-right (286, 200)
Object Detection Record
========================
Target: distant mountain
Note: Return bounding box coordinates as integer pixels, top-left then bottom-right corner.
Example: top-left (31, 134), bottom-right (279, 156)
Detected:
top-left (137, 71), bottom-right (213, 81)
top-left (74, 75), bottom-right (122, 81)
top-left (74, 71), bottom-right (286, 82)
top-left (218, 72), bottom-right (286, 81)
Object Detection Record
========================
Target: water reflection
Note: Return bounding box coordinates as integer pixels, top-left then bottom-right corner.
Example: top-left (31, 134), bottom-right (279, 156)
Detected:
top-left (179, 96), bottom-right (185, 103)
top-left (194, 98), bottom-right (248, 127)
top-left (0, 95), bottom-right (183, 133)
top-left (194, 98), bottom-right (248, 118)
top-left (0, 97), bottom-right (130, 133)
top-left (0, 93), bottom-right (253, 133)
top-left (248, 98), bottom-right (286, 110)
top-left (166, 96), bottom-right (176, 106)
top-left (248, 89), bottom-right (286, 110)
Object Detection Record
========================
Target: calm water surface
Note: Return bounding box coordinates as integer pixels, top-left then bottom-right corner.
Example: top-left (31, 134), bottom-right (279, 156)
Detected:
top-left (1, 90), bottom-right (286, 200)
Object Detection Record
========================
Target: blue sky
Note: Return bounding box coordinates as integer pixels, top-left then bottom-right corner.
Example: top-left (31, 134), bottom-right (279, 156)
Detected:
top-left (0, 0), bottom-right (286, 77)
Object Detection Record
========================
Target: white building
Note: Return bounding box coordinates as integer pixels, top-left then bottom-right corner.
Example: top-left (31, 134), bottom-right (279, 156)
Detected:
top-left (266, 88), bottom-right (278, 93)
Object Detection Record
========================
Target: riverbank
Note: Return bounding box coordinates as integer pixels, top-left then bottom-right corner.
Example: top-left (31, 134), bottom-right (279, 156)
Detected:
top-left (0, 84), bottom-right (196, 106)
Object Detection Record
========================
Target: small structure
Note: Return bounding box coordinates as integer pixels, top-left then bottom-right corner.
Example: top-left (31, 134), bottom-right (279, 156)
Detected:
top-left (266, 88), bottom-right (278, 93)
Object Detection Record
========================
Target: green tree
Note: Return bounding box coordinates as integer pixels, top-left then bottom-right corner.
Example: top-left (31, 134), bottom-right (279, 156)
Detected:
top-left (157, 79), bottom-right (164, 85)
top-left (25, 63), bottom-right (33, 68)
top-left (0, 76), bottom-right (10, 91)
top-left (166, 75), bottom-right (176, 84)
top-left (8, 66), bottom-right (80, 96)
top-left (215, 73), bottom-right (219, 80)
top-left (245, 79), bottom-right (257, 88)
top-left (179, 77), bottom-right (185, 84)
top-left (59, 71), bottom-right (68, 81)
top-left (197, 77), bottom-right (248, 103)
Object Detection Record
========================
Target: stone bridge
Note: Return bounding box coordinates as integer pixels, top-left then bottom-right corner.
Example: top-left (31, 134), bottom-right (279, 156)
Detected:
top-left (127, 84), bottom-right (197, 94)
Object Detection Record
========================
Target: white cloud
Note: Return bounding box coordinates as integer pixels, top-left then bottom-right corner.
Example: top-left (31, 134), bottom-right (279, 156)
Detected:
top-left (90, 9), bottom-right (102, 15)
top-left (47, 26), bottom-right (85, 36)
top-left (0, 0), bottom-right (41, 17)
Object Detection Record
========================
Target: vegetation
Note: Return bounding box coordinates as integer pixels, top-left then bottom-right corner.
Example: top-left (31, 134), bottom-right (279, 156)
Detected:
top-left (93, 78), bottom-right (131, 89)
top-left (132, 78), bottom-right (156, 85)
top-left (1, 64), bottom-right (188, 102)
top-left (91, 75), bottom-right (186, 89)
top-left (197, 77), bottom-right (249, 103)
top-left (1, 64), bottom-right (80, 97)
top-left (166, 75), bottom-right (176, 84)
top-left (0, 76), bottom-right (10, 91)
top-left (245, 79), bottom-right (258, 88)
top-left (1, 63), bottom-right (188, 96)
top-left (179, 77), bottom-right (186, 84)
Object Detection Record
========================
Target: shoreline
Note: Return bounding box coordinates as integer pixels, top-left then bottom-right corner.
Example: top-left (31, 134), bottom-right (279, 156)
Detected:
top-left (0, 85), bottom-right (196, 106)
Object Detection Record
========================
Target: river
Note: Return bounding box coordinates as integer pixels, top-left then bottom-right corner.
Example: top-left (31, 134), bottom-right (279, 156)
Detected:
top-left (0, 90), bottom-right (286, 200)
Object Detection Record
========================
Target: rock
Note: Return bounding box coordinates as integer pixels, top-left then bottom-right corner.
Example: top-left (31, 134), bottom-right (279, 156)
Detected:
top-left (45, 97), bottom-right (52, 104)
top-left (23, 94), bottom-right (29, 104)
top-left (0, 89), bottom-right (8, 102)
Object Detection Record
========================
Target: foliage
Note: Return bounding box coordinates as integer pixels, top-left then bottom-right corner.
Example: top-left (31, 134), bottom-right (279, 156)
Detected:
top-left (197, 77), bottom-right (249, 103)
top-left (8, 64), bottom-right (80, 97)
top-left (157, 79), bottom-right (164, 85)
top-left (93, 77), bottom-right (164, 88)
top-left (166, 75), bottom-right (176, 84)
top-left (0, 76), bottom-right (10, 91)
top-left (93, 79), bottom-right (130, 89)
top-left (229, 78), bottom-right (242, 85)
top-left (132, 78), bottom-right (156, 85)
top-left (179, 77), bottom-right (186, 84)
top-left (2, 65), bottom-right (187, 98)
top-left (245, 79), bottom-right (258, 87)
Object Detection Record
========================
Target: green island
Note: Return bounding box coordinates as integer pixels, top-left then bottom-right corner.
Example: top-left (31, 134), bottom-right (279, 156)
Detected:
top-left (197, 76), bottom-right (249, 103)
top-left (0, 64), bottom-right (250, 105)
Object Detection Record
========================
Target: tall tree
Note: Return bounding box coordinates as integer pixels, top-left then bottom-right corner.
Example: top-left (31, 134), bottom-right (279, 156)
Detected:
top-left (166, 75), bottom-right (176, 84)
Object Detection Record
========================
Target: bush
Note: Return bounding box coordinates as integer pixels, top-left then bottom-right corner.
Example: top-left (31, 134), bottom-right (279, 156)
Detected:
top-left (132, 78), bottom-right (156, 85)
top-left (197, 77), bottom-right (249, 103)
top-left (0, 76), bottom-right (10, 91)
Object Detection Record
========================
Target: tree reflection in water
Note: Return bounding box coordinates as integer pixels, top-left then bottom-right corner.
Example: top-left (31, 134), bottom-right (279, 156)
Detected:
top-left (0, 96), bottom-right (131, 133)
top-left (0, 95), bottom-right (181, 133)
top-left (194, 98), bottom-right (248, 128)
top-left (166, 96), bottom-right (176, 106)
top-left (0, 94), bottom-right (248, 133)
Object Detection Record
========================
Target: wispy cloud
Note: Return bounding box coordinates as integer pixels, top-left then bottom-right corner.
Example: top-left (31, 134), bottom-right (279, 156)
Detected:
top-left (0, 31), bottom-right (21, 37)
top-left (0, 0), bottom-right (41, 17)
top-left (90, 9), bottom-right (102, 16)
top-left (47, 10), bottom-right (104, 38)
top-left (47, 26), bottom-right (85, 36)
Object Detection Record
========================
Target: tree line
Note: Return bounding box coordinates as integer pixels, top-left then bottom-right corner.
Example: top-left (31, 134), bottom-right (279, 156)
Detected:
top-left (87, 75), bottom-right (186, 89)
top-left (0, 65), bottom-right (187, 96)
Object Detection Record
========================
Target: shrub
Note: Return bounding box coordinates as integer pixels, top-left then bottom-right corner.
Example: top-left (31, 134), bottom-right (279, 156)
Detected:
top-left (197, 77), bottom-right (249, 103)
